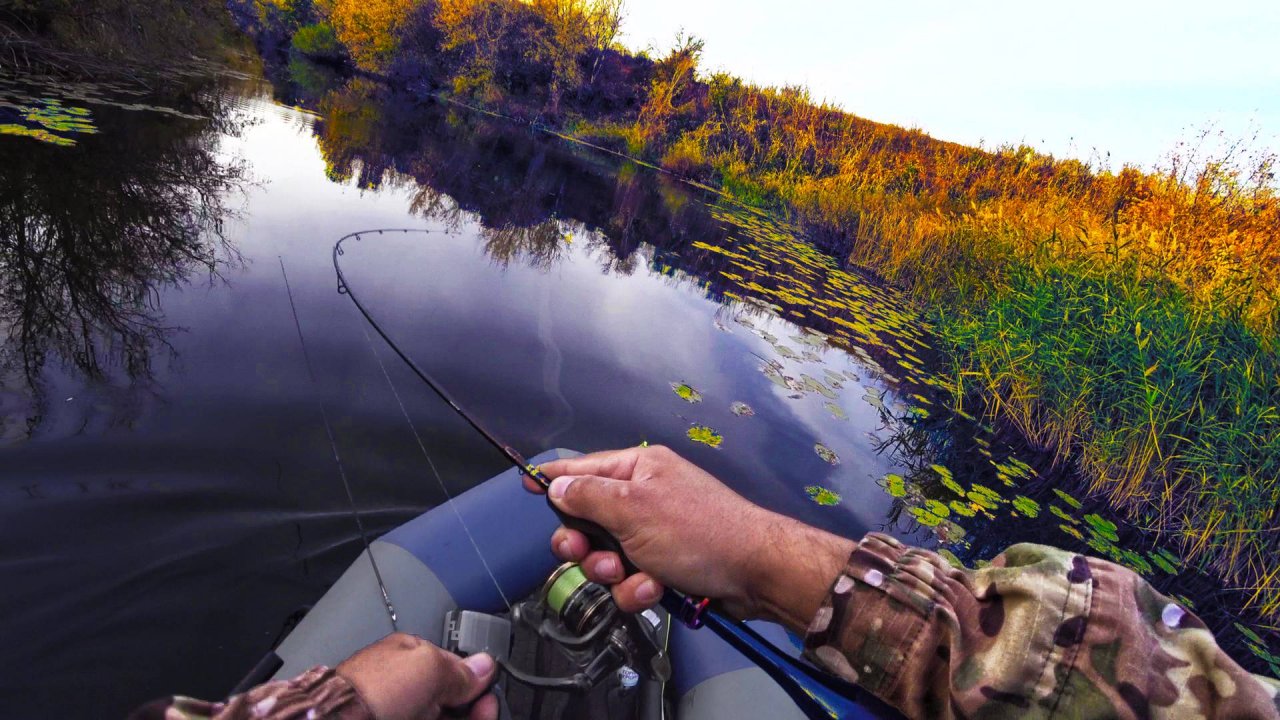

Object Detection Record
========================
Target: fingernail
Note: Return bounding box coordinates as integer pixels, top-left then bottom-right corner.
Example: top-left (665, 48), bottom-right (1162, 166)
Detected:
top-left (549, 476), bottom-right (575, 501)
top-left (464, 653), bottom-right (495, 677)
top-left (637, 579), bottom-right (662, 604)
top-left (556, 539), bottom-right (571, 558)
top-left (595, 556), bottom-right (618, 579)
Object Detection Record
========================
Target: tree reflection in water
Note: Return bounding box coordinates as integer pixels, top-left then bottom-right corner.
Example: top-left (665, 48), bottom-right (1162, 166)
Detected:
top-left (0, 72), bottom-right (247, 444)
top-left (308, 75), bottom-right (724, 276)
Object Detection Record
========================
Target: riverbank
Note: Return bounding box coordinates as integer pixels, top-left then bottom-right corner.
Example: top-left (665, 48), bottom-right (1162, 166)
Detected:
top-left (240, 0), bottom-right (1278, 621)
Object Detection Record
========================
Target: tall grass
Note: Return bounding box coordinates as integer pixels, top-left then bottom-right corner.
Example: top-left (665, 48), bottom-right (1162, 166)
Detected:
top-left (935, 261), bottom-right (1280, 614)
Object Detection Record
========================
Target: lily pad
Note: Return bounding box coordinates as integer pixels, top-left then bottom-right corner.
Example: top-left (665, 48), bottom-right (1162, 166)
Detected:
top-left (967, 484), bottom-right (1004, 511)
top-left (862, 387), bottom-right (886, 409)
top-left (1059, 524), bottom-right (1085, 541)
top-left (1050, 504), bottom-right (1080, 524)
top-left (793, 332), bottom-right (828, 348)
top-left (881, 473), bottom-right (907, 498)
top-left (932, 465), bottom-right (967, 497)
top-left (1084, 514), bottom-right (1120, 543)
top-left (686, 424), bottom-right (723, 448)
top-left (814, 443), bottom-right (840, 465)
top-left (800, 375), bottom-right (837, 399)
top-left (1053, 488), bottom-right (1083, 509)
top-left (922, 499), bottom-right (951, 518)
top-left (730, 401), bottom-right (755, 417)
top-left (1012, 496), bottom-right (1041, 518)
top-left (805, 485), bottom-right (842, 507)
top-left (910, 506), bottom-right (945, 527)
top-left (823, 402), bottom-right (847, 420)
top-left (670, 382), bottom-right (703, 403)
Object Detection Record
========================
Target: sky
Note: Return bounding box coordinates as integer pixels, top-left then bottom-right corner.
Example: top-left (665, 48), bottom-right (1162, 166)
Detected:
top-left (618, 0), bottom-right (1280, 172)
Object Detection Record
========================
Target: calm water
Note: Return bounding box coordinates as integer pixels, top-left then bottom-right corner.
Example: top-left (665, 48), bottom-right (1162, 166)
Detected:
top-left (0, 59), bottom-right (1274, 717)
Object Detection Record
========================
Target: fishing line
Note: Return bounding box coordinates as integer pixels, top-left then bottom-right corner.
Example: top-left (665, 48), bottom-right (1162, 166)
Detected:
top-left (334, 229), bottom-right (551, 488)
top-left (278, 256), bottom-right (398, 631)
top-left (356, 319), bottom-right (514, 611)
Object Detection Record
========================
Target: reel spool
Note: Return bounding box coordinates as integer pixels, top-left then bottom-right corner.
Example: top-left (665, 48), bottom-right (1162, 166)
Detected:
top-left (497, 563), bottom-right (670, 692)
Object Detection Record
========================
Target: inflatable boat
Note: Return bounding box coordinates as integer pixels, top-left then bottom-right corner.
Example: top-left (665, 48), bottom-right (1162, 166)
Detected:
top-left (238, 449), bottom-right (897, 720)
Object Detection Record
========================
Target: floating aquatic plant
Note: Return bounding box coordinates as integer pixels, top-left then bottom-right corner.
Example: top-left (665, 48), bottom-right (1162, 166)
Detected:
top-left (1050, 504), bottom-right (1080, 524)
top-left (686, 424), bottom-right (723, 448)
top-left (823, 402), bottom-right (847, 420)
top-left (966, 484), bottom-right (1004, 511)
top-left (881, 473), bottom-right (907, 498)
top-left (1012, 495), bottom-right (1041, 518)
top-left (814, 443), bottom-right (839, 465)
top-left (670, 382), bottom-right (703, 403)
top-left (0, 123), bottom-right (75, 146)
top-left (931, 465), bottom-right (966, 497)
top-left (1053, 488), bottom-right (1083, 509)
top-left (800, 374), bottom-right (837, 399)
top-left (862, 387), bottom-right (885, 409)
top-left (1084, 514), bottom-right (1119, 543)
top-left (730, 401), bottom-right (755, 417)
top-left (805, 485), bottom-right (842, 506)
top-left (1059, 524), bottom-right (1085, 541)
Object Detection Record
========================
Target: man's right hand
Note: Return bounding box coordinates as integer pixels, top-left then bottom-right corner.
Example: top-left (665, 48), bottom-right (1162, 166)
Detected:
top-left (525, 445), bottom-right (854, 629)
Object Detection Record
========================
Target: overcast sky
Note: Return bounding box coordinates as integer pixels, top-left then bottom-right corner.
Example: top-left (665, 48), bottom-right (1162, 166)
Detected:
top-left (618, 0), bottom-right (1279, 172)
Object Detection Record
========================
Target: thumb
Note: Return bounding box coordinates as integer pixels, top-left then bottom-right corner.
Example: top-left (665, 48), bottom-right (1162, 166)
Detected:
top-left (437, 652), bottom-right (497, 708)
top-left (548, 474), bottom-right (629, 530)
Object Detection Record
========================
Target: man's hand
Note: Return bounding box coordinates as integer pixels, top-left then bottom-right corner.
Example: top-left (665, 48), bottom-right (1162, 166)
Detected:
top-left (526, 445), bottom-right (854, 628)
top-left (336, 633), bottom-right (499, 720)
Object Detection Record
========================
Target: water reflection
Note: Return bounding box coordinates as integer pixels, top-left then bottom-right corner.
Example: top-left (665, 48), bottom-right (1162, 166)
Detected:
top-left (0, 69), bottom-right (247, 444)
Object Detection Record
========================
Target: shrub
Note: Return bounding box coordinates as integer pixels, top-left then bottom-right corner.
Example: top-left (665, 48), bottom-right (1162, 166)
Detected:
top-left (291, 22), bottom-right (345, 61)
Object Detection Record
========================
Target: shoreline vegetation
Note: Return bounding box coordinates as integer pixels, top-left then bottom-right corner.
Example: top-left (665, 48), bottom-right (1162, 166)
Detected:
top-left (1, 1), bottom-right (238, 74)
top-left (226, 0), bottom-right (1280, 619)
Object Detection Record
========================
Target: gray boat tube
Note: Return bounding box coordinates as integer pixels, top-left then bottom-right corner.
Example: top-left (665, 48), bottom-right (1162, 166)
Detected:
top-left (271, 448), bottom-right (575, 678)
top-left (265, 447), bottom-right (895, 719)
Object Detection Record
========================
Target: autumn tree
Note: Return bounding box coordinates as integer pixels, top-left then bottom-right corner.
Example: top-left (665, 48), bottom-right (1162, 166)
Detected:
top-left (585, 0), bottom-right (623, 83)
top-left (636, 32), bottom-right (707, 147)
top-left (327, 0), bottom-right (418, 72)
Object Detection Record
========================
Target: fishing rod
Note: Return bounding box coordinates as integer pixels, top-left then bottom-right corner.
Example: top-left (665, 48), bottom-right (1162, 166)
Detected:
top-left (333, 229), bottom-right (872, 719)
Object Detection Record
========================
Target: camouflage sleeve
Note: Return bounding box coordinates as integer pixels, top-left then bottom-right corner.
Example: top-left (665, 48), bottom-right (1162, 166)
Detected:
top-left (127, 666), bottom-right (372, 720)
top-left (803, 532), bottom-right (1280, 719)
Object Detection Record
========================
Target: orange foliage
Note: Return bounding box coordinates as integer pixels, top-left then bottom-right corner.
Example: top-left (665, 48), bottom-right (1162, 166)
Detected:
top-left (326, 0), bottom-right (418, 72)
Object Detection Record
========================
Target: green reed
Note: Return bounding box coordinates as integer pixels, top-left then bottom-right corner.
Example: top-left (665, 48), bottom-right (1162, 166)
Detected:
top-left (935, 259), bottom-right (1280, 615)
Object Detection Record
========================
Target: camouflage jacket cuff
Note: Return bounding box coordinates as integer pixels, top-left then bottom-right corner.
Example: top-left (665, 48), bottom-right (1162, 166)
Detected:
top-left (801, 532), bottom-right (1280, 719)
top-left (132, 666), bottom-right (374, 720)
top-left (803, 532), bottom-right (1090, 717)
top-left (803, 533), bottom-right (934, 695)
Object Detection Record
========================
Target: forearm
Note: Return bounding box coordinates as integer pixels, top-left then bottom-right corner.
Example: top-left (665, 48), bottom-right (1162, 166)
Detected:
top-left (740, 510), bottom-right (856, 631)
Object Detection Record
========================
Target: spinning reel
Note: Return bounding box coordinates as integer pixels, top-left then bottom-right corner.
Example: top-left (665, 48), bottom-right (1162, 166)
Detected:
top-left (445, 563), bottom-right (670, 693)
